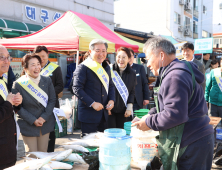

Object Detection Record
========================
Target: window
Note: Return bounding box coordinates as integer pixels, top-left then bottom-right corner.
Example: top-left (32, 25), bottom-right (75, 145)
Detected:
top-left (209, 33), bottom-right (212, 37)
top-left (220, 39), bottom-right (222, 44)
top-left (174, 12), bottom-right (181, 24)
top-left (202, 30), bottom-right (208, 38)
top-left (193, 21), bottom-right (198, 33)
top-left (203, 5), bottom-right (207, 14)
top-left (193, 0), bottom-right (198, 11)
top-left (184, 16), bottom-right (191, 29)
top-left (214, 39), bottom-right (219, 45)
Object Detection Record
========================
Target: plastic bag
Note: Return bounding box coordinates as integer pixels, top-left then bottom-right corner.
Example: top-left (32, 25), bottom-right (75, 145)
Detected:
top-left (82, 151), bottom-right (99, 170)
top-left (67, 118), bottom-right (73, 133)
top-left (60, 98), bottom-right (72, 119)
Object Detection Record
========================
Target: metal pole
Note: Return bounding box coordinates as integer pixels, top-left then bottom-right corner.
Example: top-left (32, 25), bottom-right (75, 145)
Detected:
top-left (71, 51), bottom-right (79, 134)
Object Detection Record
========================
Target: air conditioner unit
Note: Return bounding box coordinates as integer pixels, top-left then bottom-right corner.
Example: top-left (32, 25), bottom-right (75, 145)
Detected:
top-left (184, 29), bottom-right (191, 36)
top-left (178, 26), bottom-right (183, 32)
top-left (179, 0), bottom-right (185, 5)
top-left (185, 3), bottom-right (191, 10)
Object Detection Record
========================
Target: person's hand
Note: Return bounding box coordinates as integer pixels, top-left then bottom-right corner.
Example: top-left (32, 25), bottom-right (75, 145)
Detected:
top-left (108, 110), bottom-right (112, 115)
top-left (13, 92), bottom-right (23, 106)
top-left (6, 93), bottom-right (15, 105)
top-left (34, 119), bottom-right (43, 127)
top-left (106, 100), bottom-right (114, 111)
top-left (124, 110), bottom-right (131, 117)
top-left (141, 114), bottom-right (150, 121)
top-left (92, 102), bottom-right (104, 111)
top-left (131, 119), bottom-right (151, 131)
top-left (38, 117), bottom-right (46, 124)
top-left (143, 100), bottom-right (149, 106)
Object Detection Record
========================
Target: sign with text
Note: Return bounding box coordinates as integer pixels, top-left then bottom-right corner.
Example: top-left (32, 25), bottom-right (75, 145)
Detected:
top-left (194, 38), bottom-right (213, 54)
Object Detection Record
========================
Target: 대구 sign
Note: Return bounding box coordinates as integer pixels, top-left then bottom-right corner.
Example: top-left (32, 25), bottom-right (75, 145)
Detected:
top-left (194, 38), bottom-right (213, 54)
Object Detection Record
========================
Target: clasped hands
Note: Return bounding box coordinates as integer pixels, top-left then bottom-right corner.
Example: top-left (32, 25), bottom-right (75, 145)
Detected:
top-left (6, 92), bottom-right (22, 106)
top-left (34, 117), bottom-right (46, 127)
top-left (92, 100), bottom-right (114, 111)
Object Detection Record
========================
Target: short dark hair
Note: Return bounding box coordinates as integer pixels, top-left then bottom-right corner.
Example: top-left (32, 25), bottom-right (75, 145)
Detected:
top-left (129, 48), bottom-right (135, 55)
top-left (203, 53), bottom-right (211, 56)
top-left (117, 47), bottom-right (132, 58)
top-left (182, 43), bottom-right (194, 51)
top-left (210, 59), bottom-right (218, 67)
top-left (33, 46), bottom-right (48, 54)
top-left (21, 54), bottom-right (42, 76)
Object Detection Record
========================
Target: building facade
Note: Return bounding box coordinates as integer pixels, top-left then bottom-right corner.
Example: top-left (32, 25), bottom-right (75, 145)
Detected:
top-left (0, 0), bottom-right (114, 81)
top-left (114, 0), bottom-right (213, 43)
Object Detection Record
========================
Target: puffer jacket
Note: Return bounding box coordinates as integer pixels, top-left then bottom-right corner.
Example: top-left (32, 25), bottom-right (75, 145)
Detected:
top-left (111, 62), bottom-right (136, 114)
top-left (205, 68), bottom-right (222, 106)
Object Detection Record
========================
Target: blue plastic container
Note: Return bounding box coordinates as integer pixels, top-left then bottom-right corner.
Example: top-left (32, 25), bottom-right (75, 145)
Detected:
top-left (99, 128), bottom-right (132, 170)
top-left (124, 122), bottom-right (132, 135)
top-left (216, 128), bottom-right (222, 140)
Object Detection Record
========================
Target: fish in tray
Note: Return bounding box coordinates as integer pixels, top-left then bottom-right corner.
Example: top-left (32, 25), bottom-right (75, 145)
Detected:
top-left (62, 153), bottom-right (87, 164)
top-left (28, 149), bottom-right (72, 161)
top-left (60, 144), bottom-right (89, 152)
top-left (64, 139), bottom-right (100, 148)
top-left (5, 156), bottom-right (52, 170)
top-left (24, 157), bottom-right (73, 169)
top-left (81, 132), bottom-right (104, 140)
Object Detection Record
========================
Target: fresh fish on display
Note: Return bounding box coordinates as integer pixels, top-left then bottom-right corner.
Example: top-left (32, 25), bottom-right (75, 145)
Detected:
top-left (51, 149), bottom-right (73, 161)
top-left (63, 153), bottom-right (87, 164)
top-left (28, 151), bottom-right (61, 159)
top-left (5, 156), bottom-right (52, 170)
top-left (60, 145), bottom-right (89, 152)
top-left (24, 157), bottom-right (73, 169)
top-left (82, 132), bottom-right (104, 140)
top-left (47, 161), bottom-right (73, 169)
top-left (64, 139), bottom-right (100, 147)
top-left (39, 164), bottom-right (53, 170)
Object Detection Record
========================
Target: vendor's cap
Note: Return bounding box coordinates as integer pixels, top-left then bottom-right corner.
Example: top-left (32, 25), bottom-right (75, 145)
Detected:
top-left (89, 39), bottom-right (108, 50)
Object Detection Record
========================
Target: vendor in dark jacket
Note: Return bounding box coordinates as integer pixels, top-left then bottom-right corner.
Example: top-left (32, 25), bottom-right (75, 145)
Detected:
top-left (34, 46), bottom-right (64, 152)
top-left (0, 45), bottom-right (22, 170)
top-left (108, 47), bottom-right (136, 129)
top-left (132, 38), bottom-right (213, 169)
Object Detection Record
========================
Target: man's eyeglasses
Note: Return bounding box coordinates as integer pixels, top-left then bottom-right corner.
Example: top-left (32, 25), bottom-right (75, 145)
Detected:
top-left (0, 56), bottom-right (12, 62)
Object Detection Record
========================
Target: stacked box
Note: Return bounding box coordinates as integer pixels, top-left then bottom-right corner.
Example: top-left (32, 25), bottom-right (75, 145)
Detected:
top-left (55, 119), bottom-right (67, 138)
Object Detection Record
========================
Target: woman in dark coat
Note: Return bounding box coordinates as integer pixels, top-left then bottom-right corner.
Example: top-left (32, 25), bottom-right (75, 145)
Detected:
top-left (108, 47), bottom-right (136, 129)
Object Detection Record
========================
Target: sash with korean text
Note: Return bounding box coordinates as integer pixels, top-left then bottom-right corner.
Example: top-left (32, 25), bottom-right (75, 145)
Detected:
top-left (2, 73), bottom-right (8, 84)
top-left (110, 65), bottom-right (128, 106)
top-left (214, 68), bottom-right (222, 92)
top-left (17, 76), bottom-right (48, 107)
top-left (82, 58), bottom-right (109, 94)
top-left (40, 62), bottom-right (58, 77)
top-left (0, 79), bottom-right (8, 101)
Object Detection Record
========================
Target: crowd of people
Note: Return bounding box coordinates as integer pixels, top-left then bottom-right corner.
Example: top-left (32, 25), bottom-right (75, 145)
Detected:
top-left (0, 37), bottom-right (219, 169)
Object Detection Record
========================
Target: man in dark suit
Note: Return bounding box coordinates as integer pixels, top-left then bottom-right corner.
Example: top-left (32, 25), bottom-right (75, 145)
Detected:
top-left (73, 39), bottom-right (115, 136)
top-left (182, 43), bottom-right (205, 91)
top-left (128, 49), bottom-right (149, 112)
top-left (0, 45), bottom-right (22, 169)
top-left (34, 46), bottom-right (64, 152)
top-left (203, 53), bottom-right (212, 71)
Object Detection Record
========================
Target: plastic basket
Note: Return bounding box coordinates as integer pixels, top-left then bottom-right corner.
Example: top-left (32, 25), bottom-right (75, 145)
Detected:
top-left (55, 119), bottom-right (67, 138)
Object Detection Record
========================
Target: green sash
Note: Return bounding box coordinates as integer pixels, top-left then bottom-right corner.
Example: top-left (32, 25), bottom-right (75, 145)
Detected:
top-left (82, 58), bottom-right (109, 94)
top-left (17, 75), bottom-right (48, 108)
top-left (40, 62), bottom-right (58, 77)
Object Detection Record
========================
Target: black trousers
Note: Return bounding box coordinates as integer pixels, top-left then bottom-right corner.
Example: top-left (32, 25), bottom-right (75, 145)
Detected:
top-left (81, 114), bottom-right (107, 137)
top-left (0, 160), bottom-right (16, 170)
top-left (108, 112), bottom-right (126, 129)
top-left (47, 130), bottom-right (55, 152)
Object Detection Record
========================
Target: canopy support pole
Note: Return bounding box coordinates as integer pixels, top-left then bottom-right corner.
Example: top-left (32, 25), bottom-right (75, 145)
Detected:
top-left (72, 50), bottom-right (79, 134)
